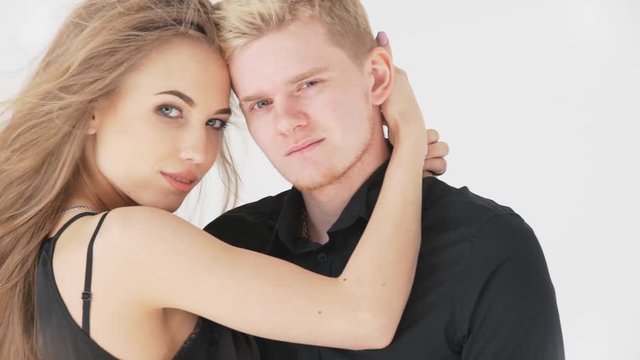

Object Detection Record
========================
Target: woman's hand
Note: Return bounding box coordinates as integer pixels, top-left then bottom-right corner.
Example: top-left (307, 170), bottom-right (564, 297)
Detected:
top-left (377, 31), bottom-right (448, 176)
top-left (380, 65), bottom-right (426, 152)
top-left (425, 129), bottom-right (449, 176)
top-left (376, 51), bottom-right (425, 163)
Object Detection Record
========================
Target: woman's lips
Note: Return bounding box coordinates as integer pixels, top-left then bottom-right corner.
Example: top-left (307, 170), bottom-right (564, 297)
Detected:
top-left (161, 171), bottom-right (198, 193)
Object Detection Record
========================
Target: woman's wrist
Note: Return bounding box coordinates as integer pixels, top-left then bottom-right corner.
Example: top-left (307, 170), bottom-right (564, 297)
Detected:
top-left (389, 140), bottom-right (426, 171)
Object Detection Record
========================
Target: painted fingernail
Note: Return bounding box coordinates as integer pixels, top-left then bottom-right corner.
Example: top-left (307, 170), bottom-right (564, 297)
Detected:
top-left (376, 31), bottom-right (389, 45)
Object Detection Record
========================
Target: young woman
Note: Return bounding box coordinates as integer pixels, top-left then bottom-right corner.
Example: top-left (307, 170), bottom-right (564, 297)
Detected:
top-left (0, 1), bottom-right (444, 359)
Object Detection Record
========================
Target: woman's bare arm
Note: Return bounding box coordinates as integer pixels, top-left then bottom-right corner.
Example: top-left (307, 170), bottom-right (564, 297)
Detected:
top-left (103, 68), bottom-right (426, 350)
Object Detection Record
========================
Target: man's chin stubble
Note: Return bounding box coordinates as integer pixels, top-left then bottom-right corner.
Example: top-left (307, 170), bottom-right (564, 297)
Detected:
top-left (292, 140), bottom-right (371, 193)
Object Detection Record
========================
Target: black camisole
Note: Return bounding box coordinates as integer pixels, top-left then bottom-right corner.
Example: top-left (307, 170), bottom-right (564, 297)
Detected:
top-left (36, 212), bottom-right (259, 360)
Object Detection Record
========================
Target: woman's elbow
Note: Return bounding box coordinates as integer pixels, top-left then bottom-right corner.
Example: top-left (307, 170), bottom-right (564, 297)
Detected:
top-left (346, 313), bottom-right (398, 350)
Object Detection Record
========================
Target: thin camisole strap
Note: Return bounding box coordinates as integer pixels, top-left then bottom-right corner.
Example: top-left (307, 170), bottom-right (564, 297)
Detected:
top-left (82, 211), bottom-right (109, 335)
top-left (50, 212), bottom-right (96, 241)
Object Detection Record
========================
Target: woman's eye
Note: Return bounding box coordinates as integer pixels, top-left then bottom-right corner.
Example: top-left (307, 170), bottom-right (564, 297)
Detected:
top-left (206, 118), bottom-right (227, 130)
top-left (158, 105), bottom-right (182, 118)
top-left (252, 99), bottom-right (272, 110)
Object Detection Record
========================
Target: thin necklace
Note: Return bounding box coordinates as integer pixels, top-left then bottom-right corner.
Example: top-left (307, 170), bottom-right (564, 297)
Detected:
top-left (301, 207), bottom-right (309, 239)
top-left (60, 205), bottom-right (97, 214)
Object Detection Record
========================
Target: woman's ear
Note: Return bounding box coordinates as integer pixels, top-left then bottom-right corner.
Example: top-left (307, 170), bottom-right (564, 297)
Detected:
top-left (87, 113), bottom-right (99, 135)
top-left (366, 47), bottom-right (395, 106)
top-left (87, 98), bottom-right (108, 135)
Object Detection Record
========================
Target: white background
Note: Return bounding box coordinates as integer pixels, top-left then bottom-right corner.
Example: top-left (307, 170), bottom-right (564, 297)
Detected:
top-left (1, 1), bottom-right (638, 359)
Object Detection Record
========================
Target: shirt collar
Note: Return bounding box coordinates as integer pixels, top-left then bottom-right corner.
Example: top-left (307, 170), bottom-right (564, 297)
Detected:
top-left (272, 188), bottom-right (322, 254)
top-left (271, 160), bottom-right (390, 254)
top-left (328, 160), bottom-right (389, 233)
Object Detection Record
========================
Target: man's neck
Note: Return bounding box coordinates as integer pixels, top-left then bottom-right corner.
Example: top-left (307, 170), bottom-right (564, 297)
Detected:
top-left (301, 136), bottom-right (389, 245)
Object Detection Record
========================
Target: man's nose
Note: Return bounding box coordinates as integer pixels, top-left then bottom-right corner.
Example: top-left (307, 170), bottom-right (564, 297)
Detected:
top-left (274, 98), bottom-right (308, 135)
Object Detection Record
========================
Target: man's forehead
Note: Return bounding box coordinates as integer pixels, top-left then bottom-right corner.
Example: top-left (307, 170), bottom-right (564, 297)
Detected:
top-left (227, 18), bottom-right (360, 100)
top-left (228, 20), bottom-right (340, 68)
top-left (230, 48), bottom-right (338, 97)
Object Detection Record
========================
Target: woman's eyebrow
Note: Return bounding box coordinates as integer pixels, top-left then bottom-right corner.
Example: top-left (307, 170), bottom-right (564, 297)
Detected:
top-left (155, 90), bottom-right (195, 106)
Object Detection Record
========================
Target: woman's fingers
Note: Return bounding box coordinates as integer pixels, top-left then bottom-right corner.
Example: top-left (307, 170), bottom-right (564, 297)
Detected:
top-left (375, 31), bottom-right (392, 58)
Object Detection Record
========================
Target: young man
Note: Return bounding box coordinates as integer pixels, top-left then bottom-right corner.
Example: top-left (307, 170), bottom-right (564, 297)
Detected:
top-left (205, 1), bottom-right (564, 359)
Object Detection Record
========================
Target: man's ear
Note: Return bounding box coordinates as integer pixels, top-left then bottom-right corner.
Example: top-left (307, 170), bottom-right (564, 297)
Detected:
top-left (366, 47), bottom-right (395, 106)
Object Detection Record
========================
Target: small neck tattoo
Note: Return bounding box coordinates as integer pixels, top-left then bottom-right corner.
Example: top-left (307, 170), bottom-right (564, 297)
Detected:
top-left (60, 205), bottom-right (97, 214)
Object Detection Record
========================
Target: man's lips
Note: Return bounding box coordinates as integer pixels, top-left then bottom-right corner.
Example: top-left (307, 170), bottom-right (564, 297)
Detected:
top-left (286, 138), bottom-right (325, 156)
top-left (161, 171), bottom-right (199, 193)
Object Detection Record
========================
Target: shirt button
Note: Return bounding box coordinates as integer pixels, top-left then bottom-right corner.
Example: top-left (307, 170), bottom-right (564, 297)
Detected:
top-left (316, 252), bottom-right (328, 263)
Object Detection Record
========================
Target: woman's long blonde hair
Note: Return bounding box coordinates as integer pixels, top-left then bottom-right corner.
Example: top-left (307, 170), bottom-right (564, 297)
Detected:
top-left (0, 1), bottom-right (237, 358)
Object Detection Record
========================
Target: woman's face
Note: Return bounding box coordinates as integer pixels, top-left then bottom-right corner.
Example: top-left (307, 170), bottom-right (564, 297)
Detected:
top-left (89, 36), bottom-right (231, 211)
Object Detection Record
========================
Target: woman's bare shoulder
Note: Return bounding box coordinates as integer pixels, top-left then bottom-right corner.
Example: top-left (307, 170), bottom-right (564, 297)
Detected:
top-left (97, 206), bottom-right (213, 259)
top-left (104, 206), bottom-right (196, 235)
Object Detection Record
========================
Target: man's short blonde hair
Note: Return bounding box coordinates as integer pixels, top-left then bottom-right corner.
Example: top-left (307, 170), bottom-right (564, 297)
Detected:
top-left (214, 0), bottom-right (377, 62)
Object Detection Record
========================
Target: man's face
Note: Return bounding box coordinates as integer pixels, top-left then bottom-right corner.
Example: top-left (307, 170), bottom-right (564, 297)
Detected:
top-left (229, 20), bottom-right (380, 191)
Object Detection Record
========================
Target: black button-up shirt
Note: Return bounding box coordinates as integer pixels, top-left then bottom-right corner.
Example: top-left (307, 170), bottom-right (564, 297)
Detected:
top-left (204, 163), bottom-right (564, 359)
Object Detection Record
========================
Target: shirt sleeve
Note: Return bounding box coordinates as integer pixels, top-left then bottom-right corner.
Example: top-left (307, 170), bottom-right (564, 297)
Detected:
top-left (460, 214), bottom-right (564, 360)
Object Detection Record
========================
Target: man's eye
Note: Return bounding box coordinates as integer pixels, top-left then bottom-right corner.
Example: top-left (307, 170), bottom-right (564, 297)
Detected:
top-left (158, 105), bottom-right (182, 118)
top-left (300, 80), bottom-right (318, 90)
top-left (252, 99), bottom-right (272, 110)
top-left (206, 118), bottom-right (228, 130)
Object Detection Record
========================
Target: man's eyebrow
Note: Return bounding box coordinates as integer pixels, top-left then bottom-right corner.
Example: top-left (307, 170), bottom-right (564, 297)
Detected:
top-left (239, 67), bottom-right (329, 105)
top-left (286, 66), bottom-right (329, 86)
top-left (155, 90), bottom-right (195, 106)
top-left (239, 93), bottom-right (266, 105)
